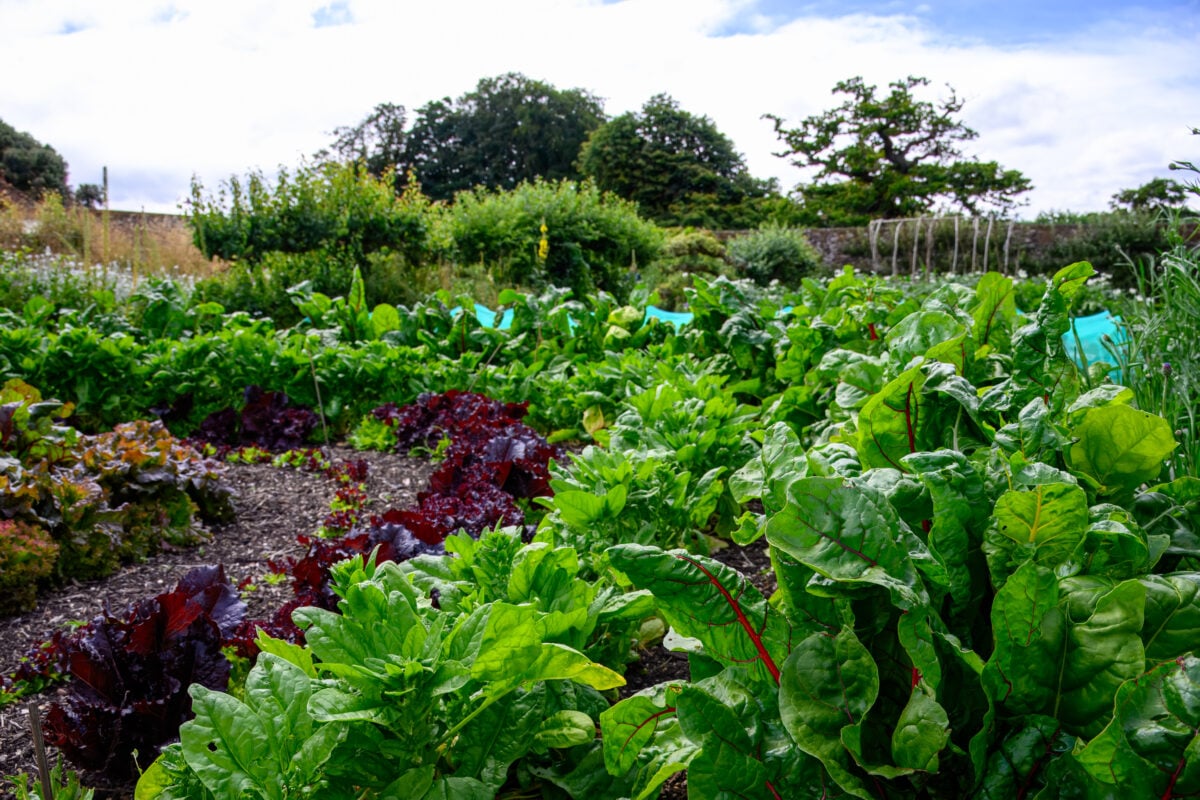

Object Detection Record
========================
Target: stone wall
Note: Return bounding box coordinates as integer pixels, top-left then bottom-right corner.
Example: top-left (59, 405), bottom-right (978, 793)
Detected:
top-left (801, 219), bottom-right (1197, 275)
top-left (99, 211), bottom-right (1193, 277)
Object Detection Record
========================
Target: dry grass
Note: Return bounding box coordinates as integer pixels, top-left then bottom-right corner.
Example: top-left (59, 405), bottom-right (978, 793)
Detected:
top-left (0, 194), bottom-right (225, 278)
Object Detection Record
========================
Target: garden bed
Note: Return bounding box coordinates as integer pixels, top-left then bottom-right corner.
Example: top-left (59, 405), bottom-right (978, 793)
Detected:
top-left (0, 446), bottom-right (434, 798)
top-left (0, 441), bottom-right (774, 799)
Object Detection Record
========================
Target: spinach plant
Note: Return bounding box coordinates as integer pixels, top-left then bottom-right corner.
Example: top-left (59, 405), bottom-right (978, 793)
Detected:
top-left (142, 552), bottom-right (627, 799)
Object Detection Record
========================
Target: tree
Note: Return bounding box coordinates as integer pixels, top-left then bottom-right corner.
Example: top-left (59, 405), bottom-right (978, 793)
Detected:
top-left (767, 76), bottom-right (1031, 226)
top-left (0, 118), bottom-right (69, 198)
top-left (399, 73), bottom-right (605, 201)
top-left (315, 102), bottom-right (408, 181)
top-left (578, 94), bottom-right (775, 228)
top-left (1110, 177), bottom-right (1192, 214)
top-left (74, 183), bottom-right (106, 209)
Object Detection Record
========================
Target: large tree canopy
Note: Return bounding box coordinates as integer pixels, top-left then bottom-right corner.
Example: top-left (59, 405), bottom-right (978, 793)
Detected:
top-left (398, 73), bottom-right (606, 201)
top-left (0, 118), bottom-right (69, 199)
top-left (767, 76), bottom-right (1031, 226)
top-left (578, 94), bottom-right (775, 228)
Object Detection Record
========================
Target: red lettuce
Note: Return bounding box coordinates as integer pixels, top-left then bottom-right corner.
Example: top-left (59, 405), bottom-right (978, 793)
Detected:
top-left (193, 385), bottom-right (318, 453)
top-left (44, 565), bottom-right (245, 780)
top-left (233, 392), bottom-right (558, 657)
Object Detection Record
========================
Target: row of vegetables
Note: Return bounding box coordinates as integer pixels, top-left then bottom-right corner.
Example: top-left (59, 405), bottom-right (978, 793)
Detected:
top-left (3, 264), bottom-right (1199, 798)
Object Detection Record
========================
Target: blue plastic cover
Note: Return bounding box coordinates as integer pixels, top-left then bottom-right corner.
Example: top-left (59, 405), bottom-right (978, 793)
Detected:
top-left (644, 305), bottom-right (695, 327)
top-left (1066, 311), bottom-right (1126, 371)
top-left (452, 303), bottom-right (1127, 375)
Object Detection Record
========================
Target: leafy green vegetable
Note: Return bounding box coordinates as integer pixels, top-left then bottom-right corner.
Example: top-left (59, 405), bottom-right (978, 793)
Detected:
top-left (1068, 404), bottom-right (1177, 497)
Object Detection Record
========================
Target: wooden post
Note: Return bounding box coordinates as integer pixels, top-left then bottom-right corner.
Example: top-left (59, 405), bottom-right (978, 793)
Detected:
top-left (28, 702), bottom-right (53, 800)
top-left (101, 165), bottom-right (110, 264)
top-left (971, 218), bottom-right (979, 273)
top-left (869, 219), bottom-right (880, 273)
top-left (952, 216), bottom-right (959, 274)
top-left (982, 217), bottom-right (994, 273)
top-left (910, 217), bottom-right (921, 277)
top-left (1002, 220), bottom-right (1014, 275)
top-left (891, 220), bottom-right (902, 277)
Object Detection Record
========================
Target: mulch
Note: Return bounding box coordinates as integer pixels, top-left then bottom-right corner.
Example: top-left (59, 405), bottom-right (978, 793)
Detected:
top-left (0, 445), bottom-right (776, 800)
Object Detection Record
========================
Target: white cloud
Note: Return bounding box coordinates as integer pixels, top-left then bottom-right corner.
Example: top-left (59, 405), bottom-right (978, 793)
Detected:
top-left (0, 0), bottom-right (1194, 216)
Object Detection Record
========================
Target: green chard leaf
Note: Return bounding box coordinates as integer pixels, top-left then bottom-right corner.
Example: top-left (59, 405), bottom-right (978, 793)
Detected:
top-left (974, 715), bottom-right (1078, 799)
top-left (1140, 573), bottom-right (1200, 664)
top-left (971, 271), bottom-right (1018, 353)
top-left (607, 544), bottom-right (790, 685)
top-left (856, 364), bottom-right (929, 471)
top-left (766, 475), bottom-right (930, 610)
top-left (779, 626), bottom-right (879, 799)
top-left (1077, 654), bottom-right (1200, 798)
top-left (985, 482), bottom-right (1089, 585)
top-left (902, 449), bottom-right (990, 617)
top-left (884, 309), bottom-right (968, 371)
top-left (984, 563), bottom-right (1146, 738)
top-left (1069, 404), bottom-right (1176, 497)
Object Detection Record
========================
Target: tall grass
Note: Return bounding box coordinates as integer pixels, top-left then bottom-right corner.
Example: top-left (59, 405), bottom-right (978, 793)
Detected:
top-left (1113, 216), bottom-right (1200, 479)
top-left (0, 194), bottom-right (221, 278)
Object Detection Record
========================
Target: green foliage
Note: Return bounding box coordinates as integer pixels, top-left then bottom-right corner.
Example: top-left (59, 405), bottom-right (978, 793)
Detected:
top-left (185, 160), bottom-right (432, 271)
top-left (767, 76), bottom-right (1032, 225)
top-left (1115, 233), bottom-right (1200, 478)
top-left (593, 264), bottom-right (1200, 798)
top-left (1029, 211), bottom-right (1175, 286)
top-left (578, 93), bottom-right (776, 228)
top-left (0, 252), bottom-right (128, 328)
top-left (538, 376), bottom-right (760, 568)
top-left (403, 527), bottom-right (653, 670)
top-left (142, 552), bottom-right (627, 798)
top-left (671, 276), bottom-right (797, 399)
top-left (1111, 176), bottom-right (1194, 214)
top-left (448, 179), bottom-right (662, 301)
top-left (400, 72), bottom-right (605, 202)
top-left (0, 117), bottom-right (69, 198)
top-left (643, 228), bottom-right (731, 310)
top-left (726, 223), bottom-right (824, 287)
top-left (72, 183), bottom-right (105, 209)
top-left (7, 756), bottom-right (94, 800)
top-left (6, 238), bottom-right (1196, 795)
top-left (316, 102), bottom-right (408, 183)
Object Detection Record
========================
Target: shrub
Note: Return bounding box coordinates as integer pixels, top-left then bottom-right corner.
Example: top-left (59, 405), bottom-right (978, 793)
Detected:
top-left (726, 223), bottom-right (824, 286)
top-left (644, 228), bottom-right (731, 310)
top-left (0, 520), bottom-right (59, 614)
top-left (448, 179), bottom-right (663, 302)
top-left (184, 161), bottom-right (434, 268)
top-left (1028, 211), bottom-right (1175, 287)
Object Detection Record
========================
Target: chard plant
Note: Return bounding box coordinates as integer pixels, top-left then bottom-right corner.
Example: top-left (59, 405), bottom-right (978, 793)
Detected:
top-left (601, 262), bottom-right (1200, 798)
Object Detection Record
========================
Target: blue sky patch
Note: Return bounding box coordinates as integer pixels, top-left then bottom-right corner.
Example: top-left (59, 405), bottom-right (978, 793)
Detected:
top-left (313, 1), bottom-right (353, 28)
top-left (714, 0), bottom-right (1193, 44)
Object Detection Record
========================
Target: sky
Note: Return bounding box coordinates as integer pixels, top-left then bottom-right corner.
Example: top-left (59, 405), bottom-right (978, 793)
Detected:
top-left (1, 0), bottom-right (1197, 218)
